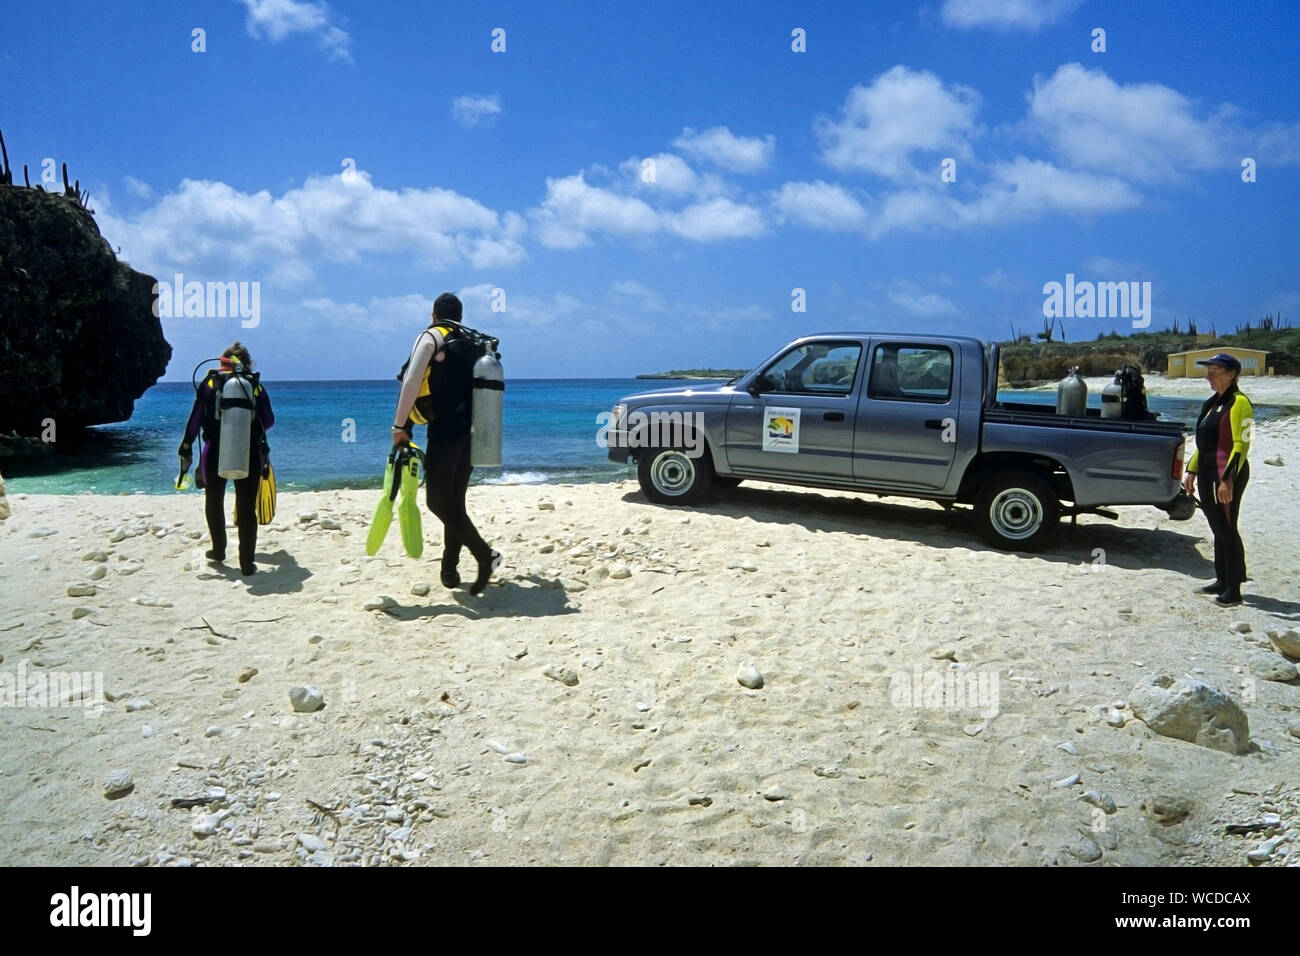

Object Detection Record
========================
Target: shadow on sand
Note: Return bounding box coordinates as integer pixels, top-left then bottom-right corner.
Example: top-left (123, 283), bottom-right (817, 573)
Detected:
top-left (200, 549), bottom-right (312, 595)
top-left (382, 574), bottom-right (579, 622)
top-left (620, 483), bottom-right (1210, 574)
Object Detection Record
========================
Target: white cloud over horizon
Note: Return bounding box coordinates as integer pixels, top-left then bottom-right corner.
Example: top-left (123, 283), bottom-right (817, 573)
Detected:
top-left (98, 167), bottom-right (527, 286)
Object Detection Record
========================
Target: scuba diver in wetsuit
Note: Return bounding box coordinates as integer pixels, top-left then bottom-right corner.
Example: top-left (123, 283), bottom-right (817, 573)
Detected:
top-left (391, 293), bottom-right (501, 595)
top-left (179, 342), bottom-right (275, 576)
top-left (1181, 352), bottom-right (1253, 607)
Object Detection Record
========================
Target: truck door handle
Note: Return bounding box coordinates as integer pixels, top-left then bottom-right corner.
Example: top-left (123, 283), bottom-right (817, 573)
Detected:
top-left (823, 411), bottom-right (845, 421)
top-left (924, 419), bottom-right (944, 429)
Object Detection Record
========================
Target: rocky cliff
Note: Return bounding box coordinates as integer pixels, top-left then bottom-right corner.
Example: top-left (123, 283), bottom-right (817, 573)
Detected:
top-left (0, 133), bottom-right (170, 451)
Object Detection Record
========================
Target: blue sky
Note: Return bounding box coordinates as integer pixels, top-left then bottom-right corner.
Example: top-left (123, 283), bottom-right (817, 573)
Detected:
top-left (6, 0), bottom-right (1299, 380)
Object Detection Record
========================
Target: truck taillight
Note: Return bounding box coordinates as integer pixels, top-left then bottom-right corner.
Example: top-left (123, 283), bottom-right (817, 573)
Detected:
top-left (1172, 441), bottom-right (1184, 479)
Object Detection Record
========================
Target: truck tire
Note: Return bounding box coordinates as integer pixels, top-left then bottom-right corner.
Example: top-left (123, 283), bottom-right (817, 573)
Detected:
top-left (974, 472), bottom-right (1060, 551)
top-left (638, 444), bottom-right (714, 505)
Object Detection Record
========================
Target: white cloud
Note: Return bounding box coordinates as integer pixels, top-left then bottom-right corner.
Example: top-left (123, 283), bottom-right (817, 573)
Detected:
top-left (123, 175), bottom-right (152, 199)
top-left (619, 153), bottom-right (726, 199)
top-left (452, 94), bottom-right (502, 129)
top-left (1254, 122), bottom-right (1300, 166)
top-left (858, 158), bottom-right (1140, 239)
top-left (97, 167), bottom-right (527, 285)
top-left (673, 126), bottom-right (774, 173)
top-left (457, 283), bottom-right (582, 328)
top-left (668, 197), bottom-right (765, 241)
top-left (529, 173), bottom-right (660, 249)
top-left (816, 66), bottom-right (980, 180)
top-left (969, 157), bottom-right (1142, 221)
top-left (1027, 64), bottom-right (1234, 182)
top-left (238, 0), bottom-right (351, 61)
top-left (887, 283), bottom-right (960, 318)
top-left (529, 173), bottom-right (763, 247)
top-left (771, 180), bottom-right (868, 231)
top-left (941, 0), bottom-right (1082, 31)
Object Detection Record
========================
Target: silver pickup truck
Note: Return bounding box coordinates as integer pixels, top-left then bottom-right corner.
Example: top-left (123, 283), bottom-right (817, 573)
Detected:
top-left (605, 333), bottom-right (1196, 550)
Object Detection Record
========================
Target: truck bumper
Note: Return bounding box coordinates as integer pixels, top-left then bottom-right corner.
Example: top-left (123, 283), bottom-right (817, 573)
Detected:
top-left (607, 428), bottom-right (632, 464)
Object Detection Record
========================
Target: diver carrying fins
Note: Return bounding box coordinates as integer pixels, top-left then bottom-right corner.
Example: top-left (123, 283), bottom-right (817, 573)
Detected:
top-left (365, 439), bottom-right (426, 559)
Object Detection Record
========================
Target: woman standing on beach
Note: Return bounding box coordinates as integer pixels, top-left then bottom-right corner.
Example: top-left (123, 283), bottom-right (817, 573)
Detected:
top-left (178, 342), bottom-right (275, 576)
top-left (1181, 352), bottom-right (1252, 607)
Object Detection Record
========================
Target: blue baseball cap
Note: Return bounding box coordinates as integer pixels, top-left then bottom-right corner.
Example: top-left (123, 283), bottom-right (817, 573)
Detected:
top-left (1195, 352), bottom-right (1241, 372)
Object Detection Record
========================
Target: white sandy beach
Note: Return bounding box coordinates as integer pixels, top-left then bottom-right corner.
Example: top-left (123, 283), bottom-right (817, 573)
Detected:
top-left (1, 386), bottom-right (1298, 867)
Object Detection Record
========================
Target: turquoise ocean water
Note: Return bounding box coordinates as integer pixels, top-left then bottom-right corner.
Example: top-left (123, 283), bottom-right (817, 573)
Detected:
top-left (3, 379), bottom-right (1278, 495)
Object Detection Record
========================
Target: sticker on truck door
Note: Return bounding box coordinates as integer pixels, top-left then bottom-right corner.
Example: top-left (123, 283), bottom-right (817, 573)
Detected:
top-left (762, 406), bottom-right (801, 453)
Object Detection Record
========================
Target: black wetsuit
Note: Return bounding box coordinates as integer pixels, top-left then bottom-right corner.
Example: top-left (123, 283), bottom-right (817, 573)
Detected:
top-left (1189, 385), bottom-right (1252, 591)
top-left (182, 372), bottom-right (275, 573)
top-left (418, 333), bottom-right (492, 579)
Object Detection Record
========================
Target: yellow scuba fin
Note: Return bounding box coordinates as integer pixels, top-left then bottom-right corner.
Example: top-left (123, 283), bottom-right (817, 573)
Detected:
top-left (232, 463), bottom-right (277, 525)
top-left (397, 442), bottom-right (424, 559)
top-left (256, 463), bottom-right (276, 524)
top-left (365, 456), bottom-right (398, 555)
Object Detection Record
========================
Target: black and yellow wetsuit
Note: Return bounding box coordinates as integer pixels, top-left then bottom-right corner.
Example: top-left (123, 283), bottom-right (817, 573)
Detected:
top-left (1187, 384), bottom-right (1252, 594)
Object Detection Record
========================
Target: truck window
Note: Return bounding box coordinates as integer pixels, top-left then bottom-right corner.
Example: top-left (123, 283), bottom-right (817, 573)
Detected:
top-left (869, 345), bottom-right (953, 401)
top-left (760, 343), bottom-right (862, 396)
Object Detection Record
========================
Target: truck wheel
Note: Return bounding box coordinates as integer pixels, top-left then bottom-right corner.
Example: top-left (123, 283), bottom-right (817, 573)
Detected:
top-left (638, 444), bottom-right (714, 505)
top-left (975, 472), bottom-right (1060, 551)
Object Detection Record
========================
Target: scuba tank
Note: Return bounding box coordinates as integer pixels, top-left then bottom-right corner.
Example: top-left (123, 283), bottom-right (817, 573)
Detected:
top-left (1100, 371), bottom-right (1125, 420)
top-left (1055, 366), bottom-right (1087, 417)
top-left (217, 364), bottom-right (256, 479)
top-left (470, 350), bottom-right (505, 467)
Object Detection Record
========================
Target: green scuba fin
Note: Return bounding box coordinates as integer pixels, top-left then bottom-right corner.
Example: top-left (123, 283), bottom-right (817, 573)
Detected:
top-left (397, 443), bottom-right (424, 559)
top-left (365, 457), bottom-right (399, 556)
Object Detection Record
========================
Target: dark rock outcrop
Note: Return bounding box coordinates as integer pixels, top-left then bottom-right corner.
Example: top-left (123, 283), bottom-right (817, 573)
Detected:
top-left (0, 144), bottom-right (170, 441)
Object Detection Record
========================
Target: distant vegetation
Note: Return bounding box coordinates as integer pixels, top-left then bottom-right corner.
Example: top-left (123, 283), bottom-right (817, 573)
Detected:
top-left (999, 314), bottom-right (1297, 384)
top-left (637, 368), bottom-right (749, 380)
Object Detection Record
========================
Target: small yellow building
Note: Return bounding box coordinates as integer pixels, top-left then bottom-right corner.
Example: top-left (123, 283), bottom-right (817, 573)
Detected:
top-left (1167, 347), bottom-right (1269, 377)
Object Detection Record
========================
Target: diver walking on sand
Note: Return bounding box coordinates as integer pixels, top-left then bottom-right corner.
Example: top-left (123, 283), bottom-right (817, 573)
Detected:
top-left (391, 293), bottom-right (502, 595)
top-left (179, 342), bottom-right (275, 576)
top-left (1182, 352), bottom-right (1253, 606)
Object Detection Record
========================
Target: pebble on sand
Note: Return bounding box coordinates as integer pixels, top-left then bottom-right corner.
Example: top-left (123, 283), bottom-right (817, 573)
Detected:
top-left (1265, 628), bottom-right (1300, 659)
top-left (71, 606), bottom-right (94, 619)
top-left (66, 583), bottom-right (97, 598)
top-left (542, 665), bottom-right (579, 687)
top-left (289, 685), bottom-right (325, 713)
top-left (103, 769), bottom-right (134, 799)
top-left (1248, 654), bottom-right (1299, 683)
top-left (297, 833), bottom-right (327, 853)
top-left (737, 664), bottom-right (765, 690)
